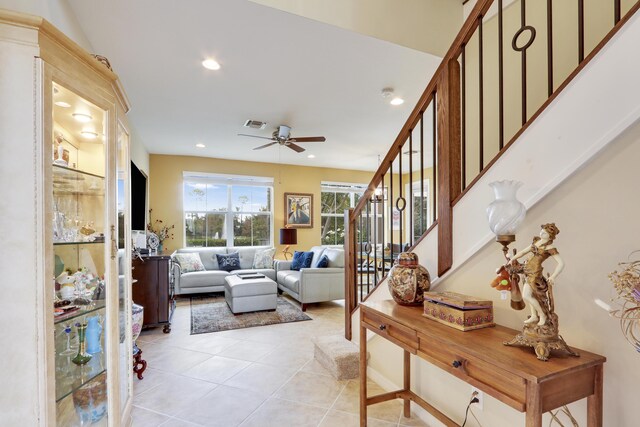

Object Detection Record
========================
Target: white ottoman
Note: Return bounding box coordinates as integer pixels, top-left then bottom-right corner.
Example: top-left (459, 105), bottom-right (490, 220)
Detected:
top-left (224, 274), bottom-right (278, 314)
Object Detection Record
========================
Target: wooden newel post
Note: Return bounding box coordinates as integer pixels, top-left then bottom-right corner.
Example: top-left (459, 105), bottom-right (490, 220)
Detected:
top-left (437, 59), bottom-right (462, 277)
top-left (344, 208), bottom-right (355, 340)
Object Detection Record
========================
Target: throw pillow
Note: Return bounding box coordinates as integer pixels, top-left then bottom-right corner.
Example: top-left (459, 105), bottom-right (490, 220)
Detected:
top-left (314, 254), bottom-right (329, 268)
top-left (216, 252), bottom-right (241, 272)
top-left (291, 251), bottom-right (314, 271)
top-left (174, 253), bottom-right (205, 273)
top-left (253, 247), bottom-right (276, 269)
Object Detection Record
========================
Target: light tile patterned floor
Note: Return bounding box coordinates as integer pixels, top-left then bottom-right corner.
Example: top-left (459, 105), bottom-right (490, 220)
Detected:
top-left (132, 296), bottom-right (427, 427)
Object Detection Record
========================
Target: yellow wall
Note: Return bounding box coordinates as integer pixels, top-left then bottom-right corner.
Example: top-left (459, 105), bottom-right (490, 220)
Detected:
top-left (149, 154), bottom-right (374, 258)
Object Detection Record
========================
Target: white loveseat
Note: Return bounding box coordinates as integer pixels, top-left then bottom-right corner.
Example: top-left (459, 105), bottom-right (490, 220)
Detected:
top-left (171, 246), bottom-right (276, 295)
top-left (274, 245), bottom-right (345, 311)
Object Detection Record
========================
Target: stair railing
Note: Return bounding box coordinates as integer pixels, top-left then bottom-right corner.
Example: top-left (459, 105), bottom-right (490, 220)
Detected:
top-left (345, 0), bottom-right (640, 340)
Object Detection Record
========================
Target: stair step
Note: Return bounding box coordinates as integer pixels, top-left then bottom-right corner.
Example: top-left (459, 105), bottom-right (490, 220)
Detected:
top-left (313, 334), bottom-right (359, 380)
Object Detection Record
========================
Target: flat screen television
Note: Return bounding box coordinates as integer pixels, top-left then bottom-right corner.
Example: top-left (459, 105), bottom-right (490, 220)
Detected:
top-left (131, 161), bottom-right (147, 231)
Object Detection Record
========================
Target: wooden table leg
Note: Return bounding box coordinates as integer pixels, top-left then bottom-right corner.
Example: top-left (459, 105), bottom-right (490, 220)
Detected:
top-left (403, 350), bottom-right (411, 418)
top-left (587, 364), bottom-right (603, 427)
top-left (525, 381), bottom-right (542, 427)
top-left (360, 324), bottom-right (367, 427)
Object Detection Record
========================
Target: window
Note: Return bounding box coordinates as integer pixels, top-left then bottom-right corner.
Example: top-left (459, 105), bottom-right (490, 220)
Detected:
top-left (183, 173), bottom-right (273, 247)
top-left (406, 180), bottom-right (430, 244)
top-left (320, 182), bottom-right (366, 245)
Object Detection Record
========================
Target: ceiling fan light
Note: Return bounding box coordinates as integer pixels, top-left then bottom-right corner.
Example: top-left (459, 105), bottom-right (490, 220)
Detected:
top-left (278, 125), bottom-right (291, 140)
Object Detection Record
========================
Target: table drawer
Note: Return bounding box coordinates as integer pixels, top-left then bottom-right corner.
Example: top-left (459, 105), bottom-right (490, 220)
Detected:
top-left (362, 308), bottom-right (418, 353)
top-left (418, 334), bottom-right (526, 410)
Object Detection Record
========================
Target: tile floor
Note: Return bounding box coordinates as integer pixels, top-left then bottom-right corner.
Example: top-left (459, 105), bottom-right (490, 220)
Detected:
top-left (132, 296), bottom-right (426, 427)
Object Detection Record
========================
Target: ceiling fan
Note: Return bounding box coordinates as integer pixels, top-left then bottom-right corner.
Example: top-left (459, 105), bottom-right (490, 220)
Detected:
top-left (238, 125), bottom-right (325, 153)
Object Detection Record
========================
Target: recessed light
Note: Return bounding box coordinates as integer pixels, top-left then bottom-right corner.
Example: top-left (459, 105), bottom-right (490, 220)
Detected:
top-left (202, 58), bottom-right (221, 70)
top-left (307, 154), bottom-right (315, 159)
top-left (390, 97), bottom-right (405, 106)
top-left (72, 113), bottom-right (92, 122)
top-left (55, 101), bottom-right (71, 108)
top-left (196, 143), bottom-right (206, 148)
top-left (80, 131), bottom-right (98, 139)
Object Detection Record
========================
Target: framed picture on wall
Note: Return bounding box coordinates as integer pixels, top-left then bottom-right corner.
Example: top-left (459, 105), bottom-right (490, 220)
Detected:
top-left (284, 193), bottom-right (313, 228)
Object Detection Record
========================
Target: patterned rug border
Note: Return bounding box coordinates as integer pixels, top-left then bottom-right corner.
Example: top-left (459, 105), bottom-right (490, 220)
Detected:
top-left (190, 293), bottom-right (312, 335)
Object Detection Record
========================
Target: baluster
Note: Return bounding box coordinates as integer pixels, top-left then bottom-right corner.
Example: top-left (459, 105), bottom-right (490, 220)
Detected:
top-left (420, 112), bottom-right (425, 235)
top-left (389, 161), bottom-right (394, 261)
top-left (366, 200), bottom-right (371, 294)
top-left (498, 0), bottom-right (505, 149)
top-left (520, 0), bottom-right (528, 125)
top-left (547, 0), bottom-right (554, 96)
top-left (461, 46), bottom-right (466, 190)
top-left (578, 0), bottom-right (585, 63)
top-left (381, 172), bottom-right (385, 267)
top-left (478, 15), bottom-right (484, 171)
top-left (373, 193), bottom-right (378, 287)
top-left (409, 129), bottom-right (413, 245)
top-left (359, 211), bottom-right (363, 302)
top-left (398, 147), bottom-right (404, 252)
top-left (432, 96), bottom-right (437, 224)
top-left (615, 0), bottom-right (621, 24)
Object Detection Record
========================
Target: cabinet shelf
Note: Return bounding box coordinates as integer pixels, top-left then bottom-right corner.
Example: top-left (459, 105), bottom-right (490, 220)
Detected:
top-left (53, 164), bottom-right (104, 179)
top-left (55, 350), bottom-right (106, 402)
top-left (54, 300), bottom-right (106, 325)
top-left (53, 240), bottom-right (105, 246)
top-left (53, 164), bottom-right (104, 197)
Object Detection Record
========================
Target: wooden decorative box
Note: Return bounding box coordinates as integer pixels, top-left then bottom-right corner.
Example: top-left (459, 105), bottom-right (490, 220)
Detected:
top-left (423, 291), bottom-right (495, 331)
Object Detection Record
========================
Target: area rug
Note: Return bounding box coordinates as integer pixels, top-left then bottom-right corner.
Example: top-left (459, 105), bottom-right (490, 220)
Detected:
top-left (190, 294), bottom-right (312, 334)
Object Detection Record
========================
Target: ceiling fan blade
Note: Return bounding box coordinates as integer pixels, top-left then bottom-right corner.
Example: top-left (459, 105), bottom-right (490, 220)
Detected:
top-left (238, 133), bottom-right (274, 141)
top-left (286, 142), bottom-right (305, 153)
top-left (287, 136), bottom-right (326, 143)
top-left (253, 142), bottom-right (279, 150)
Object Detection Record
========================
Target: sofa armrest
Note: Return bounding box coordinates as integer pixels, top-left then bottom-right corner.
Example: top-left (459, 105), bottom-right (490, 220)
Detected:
top-left (299, 267), bottom-right (344, 275)
top-left (274, 260), bottom-right (293, 272)
top-left (298, 268), bottom-right (345, 303)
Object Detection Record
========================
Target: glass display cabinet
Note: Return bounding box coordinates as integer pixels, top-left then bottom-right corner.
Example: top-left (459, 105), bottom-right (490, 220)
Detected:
top-left (0, 10), bottom-right (133, 426)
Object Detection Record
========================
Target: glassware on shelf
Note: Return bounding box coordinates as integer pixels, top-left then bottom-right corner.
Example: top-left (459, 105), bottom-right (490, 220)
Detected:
top-left (72, 373), bottom-right (107, 424)
top-left (71, 322), bottom-right (92, 365)
top-left (59, 324), bottom-right (76, 356)
top-left (86, 315), bottom-right (103, 355)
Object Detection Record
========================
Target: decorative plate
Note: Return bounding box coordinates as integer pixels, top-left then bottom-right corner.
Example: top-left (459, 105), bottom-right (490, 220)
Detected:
top-left (147, 232), bottom-right (160, 251)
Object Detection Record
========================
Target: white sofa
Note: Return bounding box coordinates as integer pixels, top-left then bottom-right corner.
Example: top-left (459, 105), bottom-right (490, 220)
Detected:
top-left (171, 246), bottom-right (276, 295)
top-left (274, 245), bottom-right (345, 311)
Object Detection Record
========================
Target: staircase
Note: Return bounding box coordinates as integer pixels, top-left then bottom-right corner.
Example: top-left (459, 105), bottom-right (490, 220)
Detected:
top-left (344, 0), bottom-right (640, 340)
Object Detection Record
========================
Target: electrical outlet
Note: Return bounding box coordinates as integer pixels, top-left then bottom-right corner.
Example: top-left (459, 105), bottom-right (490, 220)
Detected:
top-left (471, 387), bottom-right (483, 410)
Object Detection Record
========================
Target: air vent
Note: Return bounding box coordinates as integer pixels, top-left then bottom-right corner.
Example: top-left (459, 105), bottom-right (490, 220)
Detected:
top-left (243, 120), bottom-right (267, 130)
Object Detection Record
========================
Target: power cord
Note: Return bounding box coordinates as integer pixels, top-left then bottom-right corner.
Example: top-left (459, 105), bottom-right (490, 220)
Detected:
top-left (461, 392), bottom-right (480, 427)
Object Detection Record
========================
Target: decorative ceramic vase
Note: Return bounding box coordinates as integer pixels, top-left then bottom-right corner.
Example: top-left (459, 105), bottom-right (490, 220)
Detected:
top-left (387, 252), bottom-right (431, 306)
top-left (486, 180), bottom-right (526, 240)
top-left (71, 322), bottom-right (92, 365)
top-left (132, 303), bottom-right (144, 344)
top-left (73, 373), bottom-right (107, 423)
top-left (86, 315), bottom-right (102, 354)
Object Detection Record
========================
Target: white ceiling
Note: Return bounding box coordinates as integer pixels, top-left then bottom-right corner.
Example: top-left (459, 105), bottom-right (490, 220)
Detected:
top-left (67, 0), bottom-right (443, 171)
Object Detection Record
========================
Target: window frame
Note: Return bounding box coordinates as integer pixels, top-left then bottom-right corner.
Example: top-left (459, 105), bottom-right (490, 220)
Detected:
top-left (183, 172), bottom-right (274, 248)
top-left (320, 182), bottom-right (367, 245)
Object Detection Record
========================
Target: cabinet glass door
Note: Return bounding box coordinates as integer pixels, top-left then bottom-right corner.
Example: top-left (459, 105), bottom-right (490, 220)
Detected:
top-left (52, 82), bottom-right (109, 426)
top-left (116, 122), bottom-right (133, 415)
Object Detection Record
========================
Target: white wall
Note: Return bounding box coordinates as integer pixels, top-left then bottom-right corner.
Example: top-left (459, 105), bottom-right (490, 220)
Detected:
top-left (0, 0), bottom-right (93, 50)
top-left (362, 8), bottom-right (640, 427)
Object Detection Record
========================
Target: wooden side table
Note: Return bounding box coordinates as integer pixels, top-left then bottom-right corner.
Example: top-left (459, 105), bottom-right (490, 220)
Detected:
top-left (132, 254), bottom-right (174, 333)
top-left (359, 300), bottom-right (605, 427)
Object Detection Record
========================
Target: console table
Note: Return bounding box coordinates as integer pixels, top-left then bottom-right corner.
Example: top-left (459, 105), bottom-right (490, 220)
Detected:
top-left (132, 255), bottom-right (174, 333)
top-left (359, 300), bottom-right (605, 427)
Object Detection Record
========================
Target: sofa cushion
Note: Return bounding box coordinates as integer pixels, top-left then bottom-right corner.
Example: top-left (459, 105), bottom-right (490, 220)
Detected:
top-left (291, 251), bottom-right (314, 271)
top-left (176, 247), bottom-right (227, 270)
top-left (180, 270), bottom-right (229, 288)
top-left (216, 252), bottom-right (241, 272)
top-left (234, 268), bottom-right (276, 281)
top-left (314, 254), bottom-right (329, 268)
top-left (253, 247), bottom-right (275, 269)
top-left (323, 248), bottom-right (344, 268)
top-left (309, 246), bottom-right (327, 268)
top-left (173, 253), bottom-right (205, 273)
top-left (277, 270), bottom-right (301, 294)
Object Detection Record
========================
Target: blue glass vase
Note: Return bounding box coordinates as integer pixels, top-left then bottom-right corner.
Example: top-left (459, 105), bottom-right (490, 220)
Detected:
top-left (86, 315), bottom-right (102, 354)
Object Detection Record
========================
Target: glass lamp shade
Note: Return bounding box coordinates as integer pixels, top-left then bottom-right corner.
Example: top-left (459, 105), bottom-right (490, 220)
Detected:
top-left (486, 180), bottom-right (526, 240)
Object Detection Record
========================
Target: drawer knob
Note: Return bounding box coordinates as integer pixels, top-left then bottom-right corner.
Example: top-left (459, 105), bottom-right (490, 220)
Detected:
top-left (378, 324), bottom-right (387, 331)
top-left (452, 360), bottom-right (462, 368)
